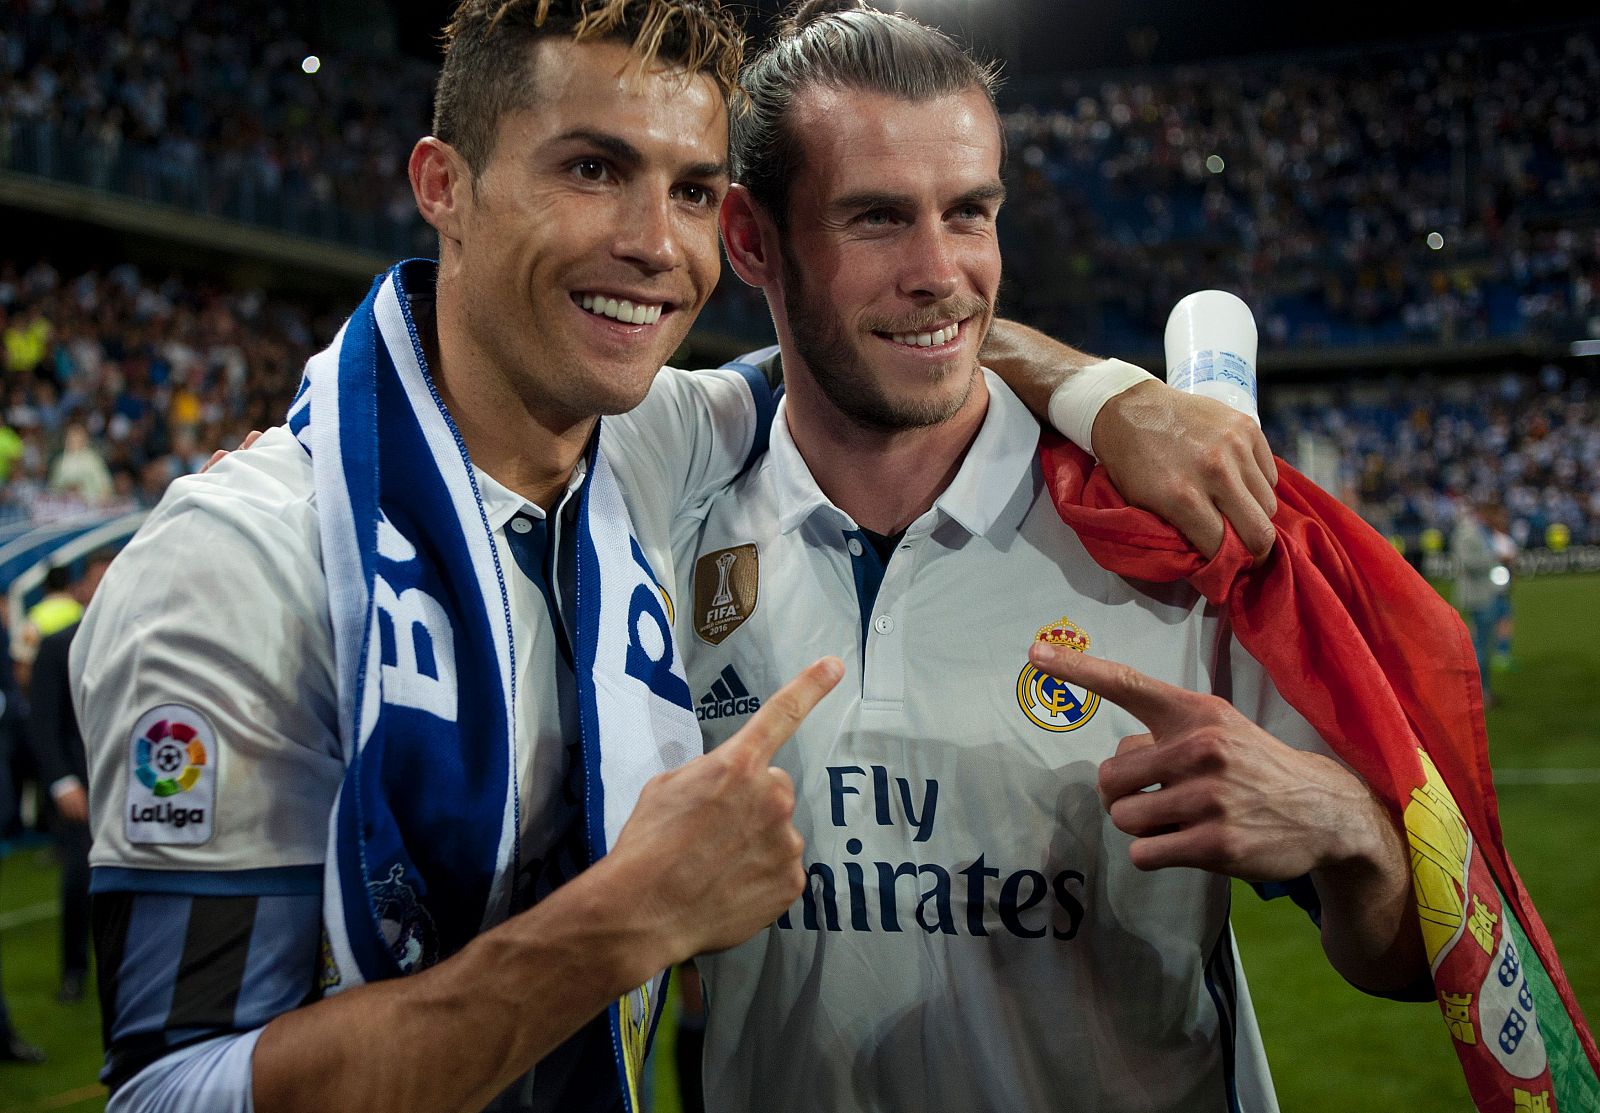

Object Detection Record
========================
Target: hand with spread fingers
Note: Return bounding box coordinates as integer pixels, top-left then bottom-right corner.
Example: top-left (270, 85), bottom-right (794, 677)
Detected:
top-left (1027, 640), bottom-right (1427, 994)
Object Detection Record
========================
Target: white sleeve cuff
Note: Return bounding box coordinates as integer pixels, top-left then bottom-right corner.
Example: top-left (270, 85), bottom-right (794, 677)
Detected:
top-left (1045, 358), bottom-right (1158, 457)
top-left (50, 775), bottom-right (84, 801)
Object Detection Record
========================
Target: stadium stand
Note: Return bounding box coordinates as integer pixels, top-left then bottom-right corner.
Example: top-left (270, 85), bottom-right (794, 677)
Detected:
top-left (1000, 26), bottom-right (1600, 353)
top-left (0, 0), bottom-right (433, 257)
top-left (1267, 366), bottom-right (1600, 555)
top-left (7, 6), bottom-right (1595, 356)
top-left (2, 12), bottom-right (1598, 547)
top-left (0, 257), bottom-right (321, 525)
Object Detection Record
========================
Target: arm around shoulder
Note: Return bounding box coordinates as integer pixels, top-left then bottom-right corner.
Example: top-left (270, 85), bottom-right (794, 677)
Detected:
top-left (981, 318), bottom-right (1280, 559)
top-left (605, 364), bottom-right (775, 515)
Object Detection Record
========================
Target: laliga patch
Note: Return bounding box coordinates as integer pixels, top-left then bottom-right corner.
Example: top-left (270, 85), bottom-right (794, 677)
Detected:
top-left (1017, 617), bottom-right (1100, 732)
top-left (694, 543), bottom-right (758, 645)
top-left (125, 704), bottom-right (217, 845)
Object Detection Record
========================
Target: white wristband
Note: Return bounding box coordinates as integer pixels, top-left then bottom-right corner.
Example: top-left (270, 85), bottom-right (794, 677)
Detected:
top-left (1045, 358), bottom-right (1158, 457)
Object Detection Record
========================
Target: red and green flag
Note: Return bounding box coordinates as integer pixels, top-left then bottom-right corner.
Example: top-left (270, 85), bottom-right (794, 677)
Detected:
top-left (1041, 436), bottom-right (1599, 1112)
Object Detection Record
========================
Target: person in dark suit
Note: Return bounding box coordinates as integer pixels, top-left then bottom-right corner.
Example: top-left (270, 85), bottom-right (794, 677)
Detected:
top-left (0, 616), bottom-right (44, 1062)
top-left (28, 549), bottom-right (115, 1005)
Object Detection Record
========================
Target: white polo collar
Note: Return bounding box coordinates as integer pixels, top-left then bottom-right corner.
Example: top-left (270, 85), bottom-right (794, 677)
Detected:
top-left (769, 368), bottom-right (1040, 540)
top-left (474, 453), bottom-right (589, 532)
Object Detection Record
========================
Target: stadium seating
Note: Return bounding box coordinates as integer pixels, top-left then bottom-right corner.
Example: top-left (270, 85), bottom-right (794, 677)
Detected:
top-left (1000, 27), bottom-right (1600, 353)
top-left (1267, 366), bottom-right (1600, 554)
top-left (3, 8), bottom-right (1595, 353)
top-left (2, 8), bottom-right (1596, 542)
top-left (0, 258), bottom-right (317, 524)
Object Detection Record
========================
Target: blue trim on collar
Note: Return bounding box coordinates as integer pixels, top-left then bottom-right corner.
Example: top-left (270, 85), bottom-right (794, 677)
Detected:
top-left (503, 512), bottom-right (576, 668)
top-left (844, 529), bottom-right (892, 658)
top-left (720, 346), bottom-right (782, 473)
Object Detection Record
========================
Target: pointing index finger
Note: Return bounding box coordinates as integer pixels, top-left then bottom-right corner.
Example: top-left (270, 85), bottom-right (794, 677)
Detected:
top-left (1027, 643), bottom-right (1201, 737)
top-left (723, 656), bottom-right (843, 767)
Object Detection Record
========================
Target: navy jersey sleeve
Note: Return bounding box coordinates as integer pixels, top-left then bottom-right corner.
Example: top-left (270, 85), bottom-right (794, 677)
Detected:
top-left (94, 874), bottom-right (322, 1100)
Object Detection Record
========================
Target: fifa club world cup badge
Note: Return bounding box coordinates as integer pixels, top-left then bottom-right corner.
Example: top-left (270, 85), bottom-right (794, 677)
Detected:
top-left (1017, 618), bottom-right (1101, 732)
top-left (694, 543), bottom-right (758, 645)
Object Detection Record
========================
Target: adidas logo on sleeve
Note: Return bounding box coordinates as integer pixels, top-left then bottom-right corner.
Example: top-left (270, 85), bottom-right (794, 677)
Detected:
top-left (696, 665), bottom-right (761, 722)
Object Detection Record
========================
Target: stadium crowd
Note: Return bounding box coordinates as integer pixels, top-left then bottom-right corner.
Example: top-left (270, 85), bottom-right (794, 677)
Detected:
top-left (1266, 366), bottom-right (1600, 553)
top-left (4, 4), bottom-right (1597, 353)
top-left (0, 0), bottom-right (434, 256)
top-left (2, 3), bottom-right (1598, 554)
top-left (0, 256), bottom-right (321, 523)
top-left (1001, 26), bottom-right (1600, 352)
top-left (0, 251), bottom-right (1596, 553)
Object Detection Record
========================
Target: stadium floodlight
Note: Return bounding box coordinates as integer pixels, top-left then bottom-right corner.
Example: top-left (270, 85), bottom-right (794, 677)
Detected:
top-left (302, 55), bottom-right (322, 75)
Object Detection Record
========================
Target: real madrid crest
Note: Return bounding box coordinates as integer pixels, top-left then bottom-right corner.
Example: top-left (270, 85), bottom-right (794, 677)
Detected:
top-left (694, 543), bottom-right (758, 645)
top-left (1017, 618), bottom-right (1100, 732)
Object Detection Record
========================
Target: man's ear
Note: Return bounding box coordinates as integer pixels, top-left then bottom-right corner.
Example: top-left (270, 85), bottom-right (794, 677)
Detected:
top-left (720, 184), bottom-right (780, 289)
top-left (410, 137), bottom-right (470, 247)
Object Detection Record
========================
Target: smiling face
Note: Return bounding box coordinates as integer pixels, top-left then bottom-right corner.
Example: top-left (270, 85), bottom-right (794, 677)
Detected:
top-left (439, 38), bottom-right (729, 424)
top-left (768, 84), bottom-right (1004, 432)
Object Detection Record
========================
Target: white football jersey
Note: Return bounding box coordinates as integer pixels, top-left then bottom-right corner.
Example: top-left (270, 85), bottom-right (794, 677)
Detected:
top-left (672, 372), bottom-right (1331, 1113)
top-left (70, 363), bottom-right (766, 1110)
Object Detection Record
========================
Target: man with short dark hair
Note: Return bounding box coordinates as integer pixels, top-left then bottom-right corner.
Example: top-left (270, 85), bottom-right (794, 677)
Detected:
top-left (75, 6), bottom-right (840, 1112)
top-left (13, 563), bottom-right (81, 688)
top-left (676, 4), bottom-right (1426, 1109)
top-left (74, 3), bottom-right (1287, 1111)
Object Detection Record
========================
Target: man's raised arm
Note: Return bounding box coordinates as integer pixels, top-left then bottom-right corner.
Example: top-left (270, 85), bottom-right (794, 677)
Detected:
top-left (982, 319), bottom-right (1279, 560)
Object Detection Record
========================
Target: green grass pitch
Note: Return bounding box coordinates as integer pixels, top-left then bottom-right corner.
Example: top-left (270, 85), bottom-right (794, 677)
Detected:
top-left (2, 575), bottom-right (1597, 1112)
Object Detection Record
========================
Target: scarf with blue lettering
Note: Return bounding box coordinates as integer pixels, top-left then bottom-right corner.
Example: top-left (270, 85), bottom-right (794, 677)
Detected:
top-left (289, 260), bottom-right (699, 1110)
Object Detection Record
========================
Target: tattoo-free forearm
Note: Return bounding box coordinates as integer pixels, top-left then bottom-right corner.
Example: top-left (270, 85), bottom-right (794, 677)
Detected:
top-left (979, 319), bottom-right (1100, 419)
top-left (1309, 795), bottom-right (1429, 996)
top-left (252, 852), bottom-right (665, 1113)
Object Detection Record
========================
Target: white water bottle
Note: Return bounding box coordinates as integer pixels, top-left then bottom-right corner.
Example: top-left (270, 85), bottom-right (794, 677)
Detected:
top-left (1164, 291), bottom-right (1259, 423)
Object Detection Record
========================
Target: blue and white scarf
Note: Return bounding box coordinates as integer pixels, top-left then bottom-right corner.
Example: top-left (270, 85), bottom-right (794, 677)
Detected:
top-left (288, 260), bottom-right (700, 1109)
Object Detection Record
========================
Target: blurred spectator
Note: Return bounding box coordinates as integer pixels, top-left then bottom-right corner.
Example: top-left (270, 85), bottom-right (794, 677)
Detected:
top-left (1489, 506), bottom-right (1519, 670)
top-left (0, 423), bottom-right (22, 481)
top-left (27, 549), bottom-right (116, 1006)
top-left (4, 305), bottom-right (51, 376)
top-left (11, 564), bottom-right (81, 689)
top-left (1451, 500), bottom-right (1508, 705)
top-left (0, 615), bottom-right (45, 1064)
top-left (48, 423), bottom-right (112, 504)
